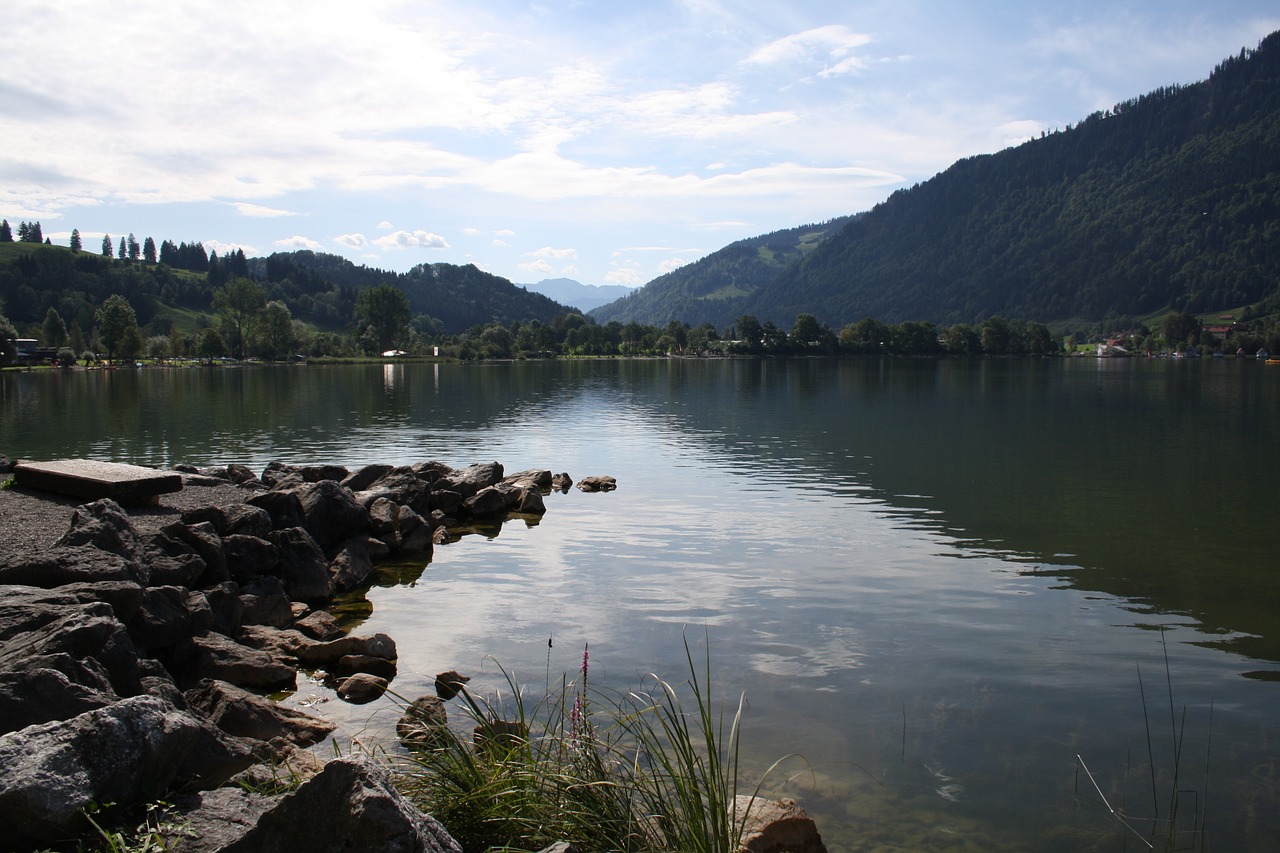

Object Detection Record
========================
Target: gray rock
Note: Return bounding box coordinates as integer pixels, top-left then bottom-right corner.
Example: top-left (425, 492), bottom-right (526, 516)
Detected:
top-left (170, 756), bottom-right (461, 853)
top-left (434, 670), bottom-right (470, 700)
top-left (353, 467), bottom-right (431, 516)
top-left (293, 631), bottom-right (397, 668)
top-left (203, 581), bottom-right (244, 637)
top-left (261, 461), bottom-right (302, 489)
top-left (0, 658), bottom-right (118, 734)
top-left (551, 472), bottom-right (574, 492)
top-left (226, 463), bottom-right (259, 486)
top-left (269, 527), bottom-right (333, 605)
top-left (172, 521), bottom-right (230, 585)
top-left (127, 585), bottom-right (205, 651)
top-left (396, 505), bottom-right (433, 555)
top-left (328, 536), bottom-right (375, 593)
top-left (0, 602), bottom-right (145, 697)
top-left (293, 480), bottom-right (369, 552)
top-left (291, 609), bottom-right (344, 641)
top-left (335, 673), bottom-right (388, 704)
top-left (0, 545), bottom-right (144, 588)
top-left (54, 498), bottom-right (145, 561)
top-left (142, 531), bottom-right (208, 587)
top-left (503, 469), bottom-right (553, 490)
top-left (397, 695), bottom-right (448, 748)
top-left (223, 534), bottom-right (280, 583)
top-left (334, 654), bottom-right (397, 680)
top-left (461, 485), bottom-right (510, 517)
top-left (179, 631), bottom-right (297, 691)
top-left (735, 796), bottom-right (828, 853)
top-left (0, 694), bottom-right (255, 844)
top-left (239, 575), bottom-right (293, 628)
top-left (576, 475), bottom-right (617, 492)
top-left (515, 487), bottom-right (546, 515)
top-left (428, 488), bottom-right (463, 516)
top-left (185, 679), bottom-right (335, 747)
top-left (223, 504), bottom-right (274, 539)
top-left (437, 461), bottom-right (503, 499)
top-left (298, 464), bottom-right (349, 484)
top-left (247, 490), bottom-right (307, 532)
top-left (340, 463), bottom-right (394, 493)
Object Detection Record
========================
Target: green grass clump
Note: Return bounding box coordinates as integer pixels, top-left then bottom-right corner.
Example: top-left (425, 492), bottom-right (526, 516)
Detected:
top-left (398, 639), bottom-right (795, 853)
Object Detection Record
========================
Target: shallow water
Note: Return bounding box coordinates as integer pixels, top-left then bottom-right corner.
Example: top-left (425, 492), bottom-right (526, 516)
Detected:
top-left (4, 357), bottom-right (1278, 850)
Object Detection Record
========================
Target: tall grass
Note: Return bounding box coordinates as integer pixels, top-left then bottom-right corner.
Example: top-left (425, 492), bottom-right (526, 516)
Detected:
top-left (397, 638), bottom-right (797, 853)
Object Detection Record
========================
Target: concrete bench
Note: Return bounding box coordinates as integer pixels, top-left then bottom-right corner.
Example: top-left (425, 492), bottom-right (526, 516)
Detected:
top-left (13, 459), bottom-right (182, 505)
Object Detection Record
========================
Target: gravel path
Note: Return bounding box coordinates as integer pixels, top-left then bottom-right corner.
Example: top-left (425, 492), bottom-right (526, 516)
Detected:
top-left (0, 479), bottom-right (254, 556)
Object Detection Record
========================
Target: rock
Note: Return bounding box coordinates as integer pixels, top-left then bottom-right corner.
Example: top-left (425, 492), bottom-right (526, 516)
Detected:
top-left (474, 719), bottom-right (527, 749)
top-left (0, 545), bottom-right (143, 588)
top-left (169, 520), bottom-right (229, 586)
top-left (226, 463), bottom-right (259, 485)
top-left (54, 497), bottom-right (144, 560)
top-left (551, 472), bottom-right (573, 492)
top-left (222, 534), bottom-right (280, 584)
top-left (329, 536), bottom-right (375, 593)
top-left (354, 467), bottom-right (431, 516)
top-left (203, 581), bottom-right (244, 637)
top-left (428, 487), bottom-right (463, 516)
top-left (461, 485), bottom-right (510, 517)
top-left (169, 756), bottom-right (461, 853)
top-left (336, 673), bottom-right (388, 704)
top-left (299, 463), bottom-right (350, 484)
top-left (269, 527), bottom-right (333, 604)
top-left (0, 694), bottom-right (255, 844)
top-left (247, 490), bottom-right (307, 532)
top-left (292, 609), bottom-right (344, 641)
top-left (340, 463), bottom-right (394, 493)
top-left (434, 670), bottom-right (471, 700)
top-left (367, 497), bottom-right (400, 549)
top-left (397, 695), bottom-right (448, 748)
top-left (334, 654), bottom-right (397, 680)
top-left (239, 575), bottom-right (294, 628)
top-left (186, 679), bottom-right (335, 747)
top-left (735, 796), bottom-right (828, 853)
top-left (228, 741), bottom-right (327, 793)
top-left (397, 505), bottom-right (433, 554)
top-left (576, 475), bottom-right (617, 492)
top-left (224, 504), bottom-right (275, 539)
top-left (436, 461), bottom-right (503, 499)
top-left (143, 530), bottom-right (208, 587)
top-left (0, 659), bottom-right (118, 734)
top-left (177, 631), bottom-right (297, 691)
top-left (515, 487), bottom-right (546, 515)
top-left (0, 454), bottom-right (13, 474)
top-left (261, 461), bottom-right (302, 489)
top-left (294, 632), bottom-right (397, 668)
top-left (127, 585), bottom-right (205, 651)
top-left (0, 601), bottom-right (145, 698)
top-left (289, 479), bottom-right (368, 552)
top-left (504, 469), bottom-right (553, 490)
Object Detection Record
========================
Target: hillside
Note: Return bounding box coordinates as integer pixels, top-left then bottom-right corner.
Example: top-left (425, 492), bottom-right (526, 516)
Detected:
top-left (595, 32), bottom-right (1280, 330)
top-left (589, 217), bottom-right (854, 326)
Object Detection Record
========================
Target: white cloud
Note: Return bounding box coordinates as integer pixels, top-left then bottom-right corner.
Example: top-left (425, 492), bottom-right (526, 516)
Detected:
top-left (518, 259), bottom-right (555, 274)
top-left (377, 220), bottom-right (394, 230)
top-left (604, 268), bottom-right (644, 286)
top-left (233, 202), bottom-right (295, 218)
top-left (372, 230), bottom-right (450, 250)
top-left (335, 233), bottom-right (369, 249)
top-left (272, 236), bottom-right (320, 250)
top-left (527, 246), bottom-right (578, 259)
top-left (658, 257), bottom-right (687, 273)
top-left (561, 264), bottom-right (579, 276)
top-left (206, 238), bottom-right (259, 256)
top-left (745, 25), bottom-right (872, 71)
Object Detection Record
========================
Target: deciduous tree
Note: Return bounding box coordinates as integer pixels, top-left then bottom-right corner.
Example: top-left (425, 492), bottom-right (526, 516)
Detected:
top-left (94, 294), bottom-right (139, 362)
top-left (213, 277), bottom-right (267, 359)
top-left (43, 307), bottom-right (68, 349)
top-left (355, 284), bottom-right (411, 353)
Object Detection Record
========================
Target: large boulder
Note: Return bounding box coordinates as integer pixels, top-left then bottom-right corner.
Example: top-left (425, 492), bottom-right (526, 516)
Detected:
top-left (0, 694), bottom-right (255, 844)
top-left (0, 657), bottom-right (119, 734)
top-left (247, 490), bottom-right (307, 532)
top-left (340, 463), bottom-right (394, 493)
top-left (127, 585), bottom-right (207, 651)
top-left (293, 480), bottom-right (369, 552)
top-left (735, 796), bottom-right (828, 853)
top-left (142, 530), bottom-right (209, 588)
top-left (269, 527), bottom-right (333, 605)
top-left (170, 521), bottom-right (230, 586)
top-left (0, 601), bottom-right (145, 698)
top-left (222, 534), bottom-right (280, 584)
top-left (329, 536), bottom-right (376, 593)
top-left (185, 679), bottom-right (335, 747)
top-left (173, 631), bottom-right (297, 691)
top-left (436, 461), bottom-right (503, 499)
top-left (353, 467), bottom-right (431, 516)
top-left (0, 545), bottom-right (143, 588)
top-left (169, 756), bottom-right (461, 852)
top-left (54, 498), bottom-right (144, 562)
top-left (239, 576), bottom-right (294, 628)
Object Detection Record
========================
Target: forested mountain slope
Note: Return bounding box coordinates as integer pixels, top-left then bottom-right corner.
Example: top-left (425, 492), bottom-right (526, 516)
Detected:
top-left (589, 217), bottom-right (853, 327)
top-left (743, 31), bottom-right (1280, 327)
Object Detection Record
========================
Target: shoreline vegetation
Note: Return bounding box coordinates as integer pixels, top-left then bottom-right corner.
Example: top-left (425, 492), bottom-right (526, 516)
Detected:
top-left (0, 457), bottom-right (824, 852)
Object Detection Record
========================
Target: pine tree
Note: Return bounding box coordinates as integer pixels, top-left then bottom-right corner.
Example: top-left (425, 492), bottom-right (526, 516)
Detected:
top-left (143, 236), bottom-right (156, 264)
top-left (117, 236), bottom-right (126, 259)
top-left (127, 233), bottom-right (140, 261)
top-left (102, 234), bottom-right (114, 258)
top-left (70, 229), bottom-right (82, 252)
top-left (0, 219), bottom-right (12, 242)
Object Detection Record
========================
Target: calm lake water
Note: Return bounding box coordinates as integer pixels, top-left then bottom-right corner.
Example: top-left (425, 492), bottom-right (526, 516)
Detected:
top-left (3, 358), bottom-right (1278, 851)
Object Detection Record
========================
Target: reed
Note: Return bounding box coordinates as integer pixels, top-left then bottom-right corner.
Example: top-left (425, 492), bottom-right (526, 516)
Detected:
top-left (398, 638), bottom-right (796, 853)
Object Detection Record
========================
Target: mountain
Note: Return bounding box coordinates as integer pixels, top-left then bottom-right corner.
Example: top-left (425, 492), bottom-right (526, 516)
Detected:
top-left (598, 32), bottom-right (1280, 330)
top-left (520, 278), bottom-right (637, 312)
top-left (589, 216), bottom-right (854, 327)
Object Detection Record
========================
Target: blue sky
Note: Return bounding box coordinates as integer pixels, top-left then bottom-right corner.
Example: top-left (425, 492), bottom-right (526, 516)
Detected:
top-left (2, 1), bottom-right (1276, 287)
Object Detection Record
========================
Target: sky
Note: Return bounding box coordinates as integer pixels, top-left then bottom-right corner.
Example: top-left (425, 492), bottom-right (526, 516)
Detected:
top-left (2, 2), bottom-right (1277, 288)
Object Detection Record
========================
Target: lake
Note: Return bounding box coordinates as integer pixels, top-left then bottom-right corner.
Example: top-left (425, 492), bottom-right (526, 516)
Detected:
top-left (2, 357), bottom-right (1278, 851)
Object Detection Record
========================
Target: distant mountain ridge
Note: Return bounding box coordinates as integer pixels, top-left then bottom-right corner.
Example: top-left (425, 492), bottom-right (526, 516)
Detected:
top-left (594, 31), bottom-right (1280, 329)
top-left (519, 278), bottom-right (637, 312)
top-left (589, 216), bottom-right (854, 326)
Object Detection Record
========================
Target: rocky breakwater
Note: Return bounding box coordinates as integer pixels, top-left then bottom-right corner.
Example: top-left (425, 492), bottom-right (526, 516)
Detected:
top-left (0, 457), bottom-right (559, 852)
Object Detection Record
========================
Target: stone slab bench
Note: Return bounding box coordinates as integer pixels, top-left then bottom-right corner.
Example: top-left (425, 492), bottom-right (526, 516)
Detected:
top-left (13, 459), bottom-right (183, 504)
